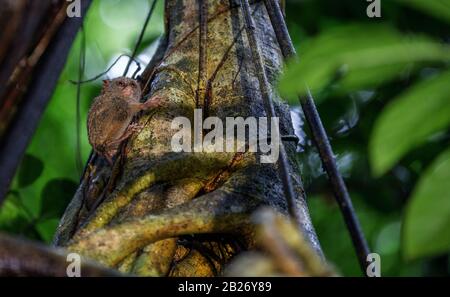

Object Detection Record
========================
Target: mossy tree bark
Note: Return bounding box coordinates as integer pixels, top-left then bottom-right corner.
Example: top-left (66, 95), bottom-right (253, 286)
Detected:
top-left (54, 0), bottom-right (322, 276)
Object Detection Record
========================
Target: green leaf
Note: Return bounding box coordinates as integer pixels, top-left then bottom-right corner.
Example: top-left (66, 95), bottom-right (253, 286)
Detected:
top-left (403, 148), bottom-right (450, 260)
top-left (40, 179), bottom-right (78, 220)
top-left (17, 154), bottom-right (44, 188)
top-left (338, 64), bottom-right (411, 92)
top-left (395, 0), bottom-right (450, 24)
top-left (0, 192), bottom-right (23, 227)
top-left (278, 25), bottom-right (450, 102)
top-left (370, 70), bottom-right (450, 176)
top-left (0, 192), bottom-right (38, 237)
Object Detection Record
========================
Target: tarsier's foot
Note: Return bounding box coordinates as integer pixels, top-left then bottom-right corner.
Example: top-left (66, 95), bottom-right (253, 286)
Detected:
top-left (127, 122), bottom-right (144, 133)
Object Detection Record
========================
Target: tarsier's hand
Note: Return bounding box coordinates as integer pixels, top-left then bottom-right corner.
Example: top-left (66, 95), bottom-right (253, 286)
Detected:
top-left (142, 95), bottom-right (163, 110)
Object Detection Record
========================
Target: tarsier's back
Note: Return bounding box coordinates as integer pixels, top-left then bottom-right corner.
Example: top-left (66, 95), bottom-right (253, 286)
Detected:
top-left (87, 94), bottom-right (133, 153)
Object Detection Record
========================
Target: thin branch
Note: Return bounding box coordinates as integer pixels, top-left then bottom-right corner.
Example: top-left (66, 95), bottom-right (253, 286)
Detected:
top-left (238, 0), bottom-right (302, 226)
top-left (203, 4), bottom-right (261, 113)
top-left (123, 0), bottom-right (158, 77)
top-left (207, 3), bottom-right (263, 88)
top-left (75, 25), bottom-right (86, 177)
top-left (69, 54), bottom-right (141, 84)
top-left (231, 55), bottom-right (244, 87)
top-left (196, 0), bottom-right (208, 111)
top-left (263, 0), bottom-right (371, 273)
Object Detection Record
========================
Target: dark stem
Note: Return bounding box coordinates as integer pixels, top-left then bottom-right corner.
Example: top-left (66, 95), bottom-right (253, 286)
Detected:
top-left (239, 0), bottom-right (302, 227)
top-left (196, 0), bottom-right (208, 116)
top-left (70, 54), bottom-right (141, 84)
top-left (123, 0), bottom-right (158, 77)
top-left (76, 25), bottom-right (86, 177)
top-left (263, 0), bottom-right (371, 273)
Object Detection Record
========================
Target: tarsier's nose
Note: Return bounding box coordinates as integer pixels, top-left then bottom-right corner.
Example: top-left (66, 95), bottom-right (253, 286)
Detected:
top-left (122, 85), bottom-right (134, 97)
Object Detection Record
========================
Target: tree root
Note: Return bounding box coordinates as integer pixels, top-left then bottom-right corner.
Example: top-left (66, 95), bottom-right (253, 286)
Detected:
top-left (67, 190), bottom-right (260, 267)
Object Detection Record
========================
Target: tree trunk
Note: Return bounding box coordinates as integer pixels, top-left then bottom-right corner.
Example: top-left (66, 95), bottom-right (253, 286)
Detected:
top-left (54, 0), bottom-right (322, 276)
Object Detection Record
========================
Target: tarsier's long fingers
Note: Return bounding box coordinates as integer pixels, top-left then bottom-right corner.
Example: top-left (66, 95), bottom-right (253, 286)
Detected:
top-left (67, 190), bottom-right (261, 267)
top-left (142, 95), bottom-right (163, 110)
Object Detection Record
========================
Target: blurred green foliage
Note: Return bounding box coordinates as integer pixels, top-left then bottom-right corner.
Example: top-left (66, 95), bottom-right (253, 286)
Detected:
top-left (403, 148), bottom-right (450, 260)
top-left (283, 0), bottom-right (450, 276)
top-left (370, 70), bottom-right (450, 176)
top-left (278, 25), bottom-right (450, 100)
top-left (0, 0), bottom-right (448, 276)
top-left (396, 0), bottom-right (450, 23)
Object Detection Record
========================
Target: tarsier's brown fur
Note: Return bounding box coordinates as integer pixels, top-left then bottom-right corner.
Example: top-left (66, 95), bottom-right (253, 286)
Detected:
top-left (87, 77), bottom-right (161, 164)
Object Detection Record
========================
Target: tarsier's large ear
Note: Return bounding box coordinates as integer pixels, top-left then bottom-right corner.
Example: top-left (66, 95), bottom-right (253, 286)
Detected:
top-left (101, 80), bottom-right (110, 95)
top-left (102, 80), bottom-right (110, 88)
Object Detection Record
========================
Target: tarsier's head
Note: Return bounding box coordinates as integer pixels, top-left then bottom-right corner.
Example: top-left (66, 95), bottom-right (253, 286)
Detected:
top-left (102, 77), bottom-right (141, 100)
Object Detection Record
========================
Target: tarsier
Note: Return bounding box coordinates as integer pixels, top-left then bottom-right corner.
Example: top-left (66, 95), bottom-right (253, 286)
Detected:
top-left (87, 77), bottom-right (161, 164)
